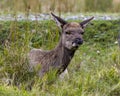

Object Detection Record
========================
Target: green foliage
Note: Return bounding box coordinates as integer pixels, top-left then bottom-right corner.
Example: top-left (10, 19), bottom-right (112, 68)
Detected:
top-left (0, 20), bottom-right (59, 50)
top-left (0, 20), bottom-right (119, 50)
top-left (84, 20), bottom-right (119, 46)
top-left (0, 86), bottom-right (28, 96)
top-left (0, 20), bottom-right (119, 96)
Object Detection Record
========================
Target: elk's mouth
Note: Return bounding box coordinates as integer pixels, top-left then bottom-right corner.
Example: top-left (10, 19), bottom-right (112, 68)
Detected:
top-left (72, 38), bottom-right (83, 49)
top-left (72, 43), bottom-right (80, 49)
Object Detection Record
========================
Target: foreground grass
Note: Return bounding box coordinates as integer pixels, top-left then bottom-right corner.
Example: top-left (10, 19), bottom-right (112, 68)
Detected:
top-left (0, 85), bottom-right (28, 96)
top-left (0, 20), bottom-right (120, 96)
top-left (0, 45), bottom-right (119, 96)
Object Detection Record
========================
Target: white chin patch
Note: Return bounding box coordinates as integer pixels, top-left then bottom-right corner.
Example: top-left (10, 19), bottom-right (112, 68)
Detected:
top-left (72, 43), bottom-right (77, 47)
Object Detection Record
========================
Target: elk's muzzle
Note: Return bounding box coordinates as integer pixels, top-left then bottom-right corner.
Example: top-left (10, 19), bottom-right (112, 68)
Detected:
top-left (72, 38), bottom-right (83, 48)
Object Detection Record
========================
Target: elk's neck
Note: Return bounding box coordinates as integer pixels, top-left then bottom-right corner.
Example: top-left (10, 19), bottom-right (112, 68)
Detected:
top-left (53, 38), bottom-right (75, 73)
top-left (55, 38), bottom-right (75, 57)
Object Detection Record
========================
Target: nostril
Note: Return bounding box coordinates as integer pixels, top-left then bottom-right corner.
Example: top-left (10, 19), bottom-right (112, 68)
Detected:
top-left (75, 38), bottom-right (83, 44)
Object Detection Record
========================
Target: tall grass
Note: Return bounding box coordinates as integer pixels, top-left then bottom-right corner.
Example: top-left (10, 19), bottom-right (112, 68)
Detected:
top-left (0, 0), bottom-right (120, 13)
top-left (0, 18), bottom-right (120, 95)
top-left (0, 0), bottom-right (119, 95)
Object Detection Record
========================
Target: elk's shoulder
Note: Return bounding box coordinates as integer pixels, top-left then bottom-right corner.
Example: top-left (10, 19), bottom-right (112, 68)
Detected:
top-left (28, 48), bottom-right (46, 65)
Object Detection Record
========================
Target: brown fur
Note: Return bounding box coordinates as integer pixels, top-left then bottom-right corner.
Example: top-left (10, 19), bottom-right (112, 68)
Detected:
top-left (28, 13), bottom-right (94, 78)
top-left (29, 38), bottom-right (75, 77)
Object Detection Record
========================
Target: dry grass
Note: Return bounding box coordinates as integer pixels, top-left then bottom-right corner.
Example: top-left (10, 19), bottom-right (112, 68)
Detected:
top-left (0, 0), bottom-right (120, 14)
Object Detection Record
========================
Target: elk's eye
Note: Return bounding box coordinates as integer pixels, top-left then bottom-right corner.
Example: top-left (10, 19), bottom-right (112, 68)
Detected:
top-left (65, 31), bottom-right (71, 35)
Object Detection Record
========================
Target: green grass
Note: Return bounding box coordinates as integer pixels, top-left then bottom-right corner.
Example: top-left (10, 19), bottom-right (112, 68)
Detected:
top-left (0, 85), bottom-right (28, 96)
top-left (0, 20), bottom-right (120, 96)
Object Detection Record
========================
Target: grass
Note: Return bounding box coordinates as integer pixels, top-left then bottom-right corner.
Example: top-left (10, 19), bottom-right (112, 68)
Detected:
top-left (0, 19), bottom-right (120, 96)
top-left (0, 0), bottom-right (120, 13)
top-left (0, 85), bottom-right (28, 96)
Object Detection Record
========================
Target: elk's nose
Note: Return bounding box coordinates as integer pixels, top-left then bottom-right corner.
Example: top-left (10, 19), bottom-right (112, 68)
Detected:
top-left (74, 38), bottom-right (83, 45)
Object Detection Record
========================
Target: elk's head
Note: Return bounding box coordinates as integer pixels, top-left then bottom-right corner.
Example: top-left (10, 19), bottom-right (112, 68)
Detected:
top-left (51, 12), bottom-right (94, 50)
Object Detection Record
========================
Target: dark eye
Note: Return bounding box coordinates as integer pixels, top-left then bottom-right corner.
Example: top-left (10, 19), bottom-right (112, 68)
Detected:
top-left (65, 31), bottom-right (71, 35)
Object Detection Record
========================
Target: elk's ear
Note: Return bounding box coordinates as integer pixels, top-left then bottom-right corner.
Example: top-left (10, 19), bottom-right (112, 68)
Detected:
top-left (51, 12), bottom-right (67, 28)
top-left (80, 17), bottom-right (94, 28)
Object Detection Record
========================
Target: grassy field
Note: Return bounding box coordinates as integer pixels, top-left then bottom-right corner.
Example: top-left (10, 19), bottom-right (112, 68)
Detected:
top-left (0, 19), bottom-right (120, 96)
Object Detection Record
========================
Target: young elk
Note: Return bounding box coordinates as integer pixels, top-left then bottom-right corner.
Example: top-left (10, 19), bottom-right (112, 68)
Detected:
top-left (28, 13), bottom-right (94, 78)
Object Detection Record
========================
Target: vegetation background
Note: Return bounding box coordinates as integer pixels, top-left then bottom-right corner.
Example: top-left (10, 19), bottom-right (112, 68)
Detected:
top-left (0, 0), bottom-right (120, 96)
top-left (0, 0), bottom-right (120, 13)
